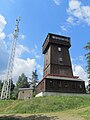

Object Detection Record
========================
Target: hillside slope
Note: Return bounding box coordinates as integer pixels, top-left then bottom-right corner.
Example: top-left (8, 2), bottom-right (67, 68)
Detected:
top-left (0, 96), bottom-right (90, 114)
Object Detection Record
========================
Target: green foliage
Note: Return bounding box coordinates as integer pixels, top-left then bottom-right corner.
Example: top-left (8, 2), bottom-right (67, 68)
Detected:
top-left (84, 42), bottom-right (90, 78)
top-left (32, 70), bottom-right (38, 82)
top-left (84, 42), bottom-right (90, 50)
top-left (11, 79), bottom-right (15, 91)
top-left (0, 96), bottom-right (90, 114)
top-left (0, 80), bottom-right (3, 96)
top-left (10, 90), bottom-right (17, 100)
top-left (30, 70), bottom-right (38, 97)
top-left (16, 73), bottom-right (29, 88)
top-left (11, 73), bottom-right (30, 99)
top-left (10, 79), bottom-right (15, 99)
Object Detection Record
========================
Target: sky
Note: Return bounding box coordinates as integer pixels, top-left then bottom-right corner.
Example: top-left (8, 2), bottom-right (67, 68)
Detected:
top-left (0, 0), bottom-right (90, 85)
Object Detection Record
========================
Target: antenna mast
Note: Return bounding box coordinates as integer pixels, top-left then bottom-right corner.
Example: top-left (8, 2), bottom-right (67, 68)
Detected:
top-left (1, 17), bottom-right (20, 99)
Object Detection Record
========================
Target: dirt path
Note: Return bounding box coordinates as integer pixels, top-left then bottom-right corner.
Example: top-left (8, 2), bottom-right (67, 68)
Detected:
top-left (0, 112), bottom-right (85, 120)
top-left (47, 112), bottom-right (85, 120)
top-left (0, 106), bottom-right (90, 120)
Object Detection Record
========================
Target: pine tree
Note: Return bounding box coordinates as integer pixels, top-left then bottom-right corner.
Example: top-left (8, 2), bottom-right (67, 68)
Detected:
top-left (84, 42), bottom-right (90, 93)
top-left (29, 70), bottom-right (38, 97)
top-left (0, 80), bottom-right (3, 96)
top-left (16, 73), bottom-right (29, 88)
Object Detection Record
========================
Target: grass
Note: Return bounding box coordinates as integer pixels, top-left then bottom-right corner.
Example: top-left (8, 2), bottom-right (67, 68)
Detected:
top-left (0, 95), bottom-right (90, 119)
top-left (0, 96), bottom-right (90, 114)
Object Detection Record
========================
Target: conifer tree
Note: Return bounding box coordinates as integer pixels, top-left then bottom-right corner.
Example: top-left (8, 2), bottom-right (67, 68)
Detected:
top-left (84, 42), bottom-right (90, 93)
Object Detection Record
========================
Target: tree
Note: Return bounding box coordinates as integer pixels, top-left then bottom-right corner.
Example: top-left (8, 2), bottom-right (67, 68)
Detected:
top-left (12, 73), bottom-right (30, 99)
top-left (29, 70), bottom-right (38, 97)
top-left (0, 80), bottom-right (3, 96)
top-left (16, 73), bottom-right (29, 88)
top-left (84, 42), bottom-right (90, 93)
top-left (10, 79), bottom-right (15, 99)
top-left (84, 42), bottom-right (90, 78)
top-left (11, 79), bottom-right (15, 91)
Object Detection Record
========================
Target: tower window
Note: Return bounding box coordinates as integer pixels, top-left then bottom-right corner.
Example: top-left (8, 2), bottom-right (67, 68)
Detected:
top-left (58, 47), bottom-right (61, 51)
top-left (79, 85), bottom-right (82, 89)
top-left (59, 57), bottom-right (63, 62)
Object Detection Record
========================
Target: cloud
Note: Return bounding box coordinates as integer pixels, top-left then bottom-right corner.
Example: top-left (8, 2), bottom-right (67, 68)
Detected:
top-left (61, 0), bottom-right (90, 32)
top-left (0, 15), bottom-right (42, 83)
top-left (68, 0), bottom-right (81, 11)
top-left (71, 56), bottom-right (85, 63)
top-left (61, 25), bottom-right (67, 32)
top-left (66, 16), bottom-right (75, 25)
top-left (35, 63), bottom-right (43, 76)
top-left (35, 55), bottom-right (41, 59)
top-left (15, 44), bottom-right (29, 57)
top-left (19, 34), bottom-right (26, 40)
top-left (7, 33), bottom-right (13, 40)
top-left (13, 44), bottom-right (37, 82)
top-left (0, 15), bottom-right (7, 73)
top-left (71, 55), bottom-right (88, 86)
top-left (13, 57), bottom-right (43, 83)
top-left (13, 58), bottom-right (36, 82)
top-left (0, 45), bottom-right (43, 83)
top-left (7, 33), bottom-right (26, 40)
top-left (53, 0), bottom-right (61, 5)
top-left (72, 64), bottom-right (88, 85)
top-left (0, 15), bottom-right (7, 33)
top-left (0, 50), bottom-right (8, 71)
top-left (0, 42), bottom-right (43, 83)
top-left (14, 45), bottom-right (42, 82)
top-left (0, 15), bottom-right (7, 45)
top-left (30, 45), bottom-right (41, 59)
top-left (0, 71), bottom-right (6, 81)
top-left (67, 0), bottom-right (90, 26)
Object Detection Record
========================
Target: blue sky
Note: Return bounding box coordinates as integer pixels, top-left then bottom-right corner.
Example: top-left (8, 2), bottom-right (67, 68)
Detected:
top-left (0, 0), bottom-right (90, 84)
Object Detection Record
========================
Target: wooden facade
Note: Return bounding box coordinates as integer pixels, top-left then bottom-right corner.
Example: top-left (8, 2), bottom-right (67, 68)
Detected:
top-left (36, 75), bottom-right (86, 94)
top-left (36, 33), bottom-right (86, 95)
top-left (42, 33), bottom-right (73, 77)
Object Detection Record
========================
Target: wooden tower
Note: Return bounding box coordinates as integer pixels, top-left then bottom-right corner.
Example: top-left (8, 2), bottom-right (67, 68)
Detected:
top-left (43, 33), bottom-right (73, 77)
top-left (36, 33), bottom-right (86, 96)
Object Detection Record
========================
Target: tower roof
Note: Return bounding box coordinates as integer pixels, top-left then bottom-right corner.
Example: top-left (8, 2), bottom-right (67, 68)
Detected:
top-left (42, 33), bottom-right (71, 54)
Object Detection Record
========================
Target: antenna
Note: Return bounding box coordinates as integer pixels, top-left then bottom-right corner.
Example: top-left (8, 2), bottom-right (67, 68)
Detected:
top-left (1, 17), bottom-right (20, 99)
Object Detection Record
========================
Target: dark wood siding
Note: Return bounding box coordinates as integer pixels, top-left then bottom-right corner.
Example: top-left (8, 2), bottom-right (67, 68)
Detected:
top-left (45, 78), bottom-right (86, 93)
top-left (36, 33), bottom-right (86, 95)
top-left (36, 79), bottom-right (46, 94)
top-left (43, 33), bottom-right (73, 77)
top-left (36, 78), bottom-right (86, 94)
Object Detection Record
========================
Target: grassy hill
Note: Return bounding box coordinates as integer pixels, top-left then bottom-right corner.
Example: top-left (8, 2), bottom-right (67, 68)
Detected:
top-left (0, 95), bottom-right (90, 120)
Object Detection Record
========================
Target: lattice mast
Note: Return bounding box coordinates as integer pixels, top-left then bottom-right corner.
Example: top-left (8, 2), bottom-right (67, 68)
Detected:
top-left (1, 17), bottom-right (20, 99)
